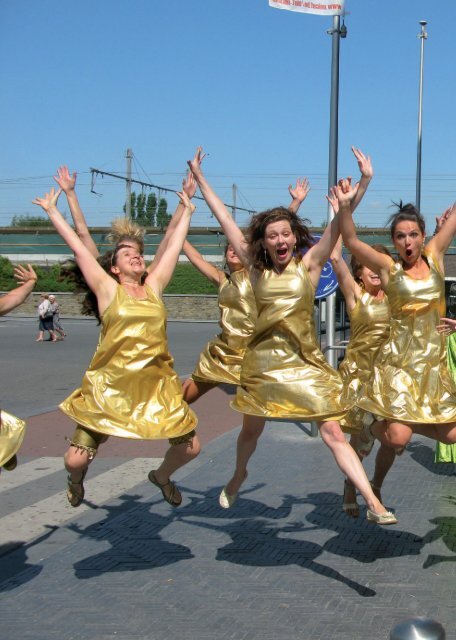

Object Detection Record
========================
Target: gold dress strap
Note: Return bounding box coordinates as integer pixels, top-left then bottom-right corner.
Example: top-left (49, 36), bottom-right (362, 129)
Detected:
top-left (60, 284), bottom-right (197, 440)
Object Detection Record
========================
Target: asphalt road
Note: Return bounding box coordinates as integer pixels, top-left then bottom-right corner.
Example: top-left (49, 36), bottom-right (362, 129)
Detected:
top-left (0, 316), bottom-right (219, 417)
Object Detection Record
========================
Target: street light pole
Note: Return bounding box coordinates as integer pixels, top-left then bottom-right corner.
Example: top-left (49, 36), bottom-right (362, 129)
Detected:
top-left (416, 20), bottom-right (428, 212)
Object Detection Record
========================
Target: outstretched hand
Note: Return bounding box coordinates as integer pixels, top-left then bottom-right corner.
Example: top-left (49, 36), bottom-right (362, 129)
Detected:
top-left (176, 190), bottom-right (196, 215)
top-left (326, 186), bottom-right (339, 214)
top-left (434, 206), bottom-right (453, 235)
top-left (32, 187), bottom-right (62, 213)
top-left (187, 147), bottom-right (206, 178)
top-left (14, 264), bottom-right (37, 284)
top-left (335, 178), bottom-right (359, 208)
top-left (182, 170), bottom-right (197, 199)
top-left (288, 177), bottom-right (310, 203)
top-left (352, 146), bottom-right (373, 180)
top-left (54, 166), bottom-right (76, 192)
top-left (436, 317), bottom-right (456, 336)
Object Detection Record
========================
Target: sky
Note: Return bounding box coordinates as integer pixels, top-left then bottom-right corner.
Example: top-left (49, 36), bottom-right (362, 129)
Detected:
top-left (1, 0), bottom-right (455, 232)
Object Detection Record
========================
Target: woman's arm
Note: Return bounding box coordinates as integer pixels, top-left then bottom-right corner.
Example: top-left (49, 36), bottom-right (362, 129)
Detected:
top-left (337, 181), bottom-right (392, 282)
top-left (33, 188), bottom-right (116, 314)
top-left (183, 240), bottom-right (222, 285)
top-left (350, 147), bottom-right (373, 212)
top-left (54, 166), bottom-right (100, 258)
top-left (145, 191), bottom-right (195, 296)
top-left (0, 265), bottom-right (37, 316)
top-left (288, 178), bottom-right (310, 215)
top-left (147, 171), bottom-right (197, 274)
top-left (426, 203), bottom-right (456, 267)
top-left (188, 148), bottom-right (251, 268)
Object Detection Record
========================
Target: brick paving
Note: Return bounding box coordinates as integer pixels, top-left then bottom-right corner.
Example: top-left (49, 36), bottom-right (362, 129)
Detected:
top-left (0, 420), bottom-right (455, 640)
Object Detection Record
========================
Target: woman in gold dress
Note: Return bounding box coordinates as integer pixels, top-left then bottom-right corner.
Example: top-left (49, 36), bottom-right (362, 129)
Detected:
top-left (188, 147), bottom-right (396, 525)
top-left (337, 182), bottom-right (456, 451)
top-left (32, 186), bottom-right (200, 508)
top-left (0, 264), bottom-right (38, 472)
top-left (182, 179), bottom-right (309, 403)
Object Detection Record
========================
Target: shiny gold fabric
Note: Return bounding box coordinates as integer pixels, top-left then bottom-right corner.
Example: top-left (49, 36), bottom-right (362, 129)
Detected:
top-left (339, 292), bottom-right (390, 433)
top-left (232, 259), bottom-right (350, 420)
top-left (0, 409), bottom-right (26, 467)
top-left (192, 269), bottom-right (257, 385)
top-left (61, 285), bottom-right (197, 440)
top-left (359, 251), bottom-right (456, 424)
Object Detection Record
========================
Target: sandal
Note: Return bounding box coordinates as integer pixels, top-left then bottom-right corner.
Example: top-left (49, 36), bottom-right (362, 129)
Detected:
top-left (342, 480), bottom-right (359, 518)
top-left (148, 470), bottom-right (182, 506)
top-left (66, 469), bottom-right (87, 507)
top-left (3, 454), bottom-right (18, 471)
top-left (219, 486), bottom-right (238, 509)
top-left (366, 509), bottom-right (397, 525)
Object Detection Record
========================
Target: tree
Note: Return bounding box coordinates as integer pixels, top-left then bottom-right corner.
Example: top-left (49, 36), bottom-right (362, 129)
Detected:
top-left (146, 192), bottom-right (157, 226)
top-left (156, 197), bottom-right (171, 228)
top-left (10, 215), bottom-right (53, 228)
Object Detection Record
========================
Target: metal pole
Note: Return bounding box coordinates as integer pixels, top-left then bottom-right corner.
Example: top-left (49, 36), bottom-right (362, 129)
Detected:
top-left (125, 148), bottom-right (133, 218)
top-left (325, 14), bottom-right (344, 368)
top-left (232, 183), bottom-right (237, 221)
top-left (416, 20), bottom-right (428, 212)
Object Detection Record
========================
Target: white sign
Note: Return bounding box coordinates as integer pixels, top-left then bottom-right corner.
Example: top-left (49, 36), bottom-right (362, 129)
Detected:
top-left (269, 0), bottom-right (345, 16)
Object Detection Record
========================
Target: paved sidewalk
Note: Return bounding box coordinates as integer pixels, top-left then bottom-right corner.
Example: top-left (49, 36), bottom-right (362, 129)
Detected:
top-left (0, 422), bottom-right (455, 640)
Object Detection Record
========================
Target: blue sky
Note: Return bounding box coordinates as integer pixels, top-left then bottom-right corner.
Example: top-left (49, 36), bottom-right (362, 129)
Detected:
top-left (1, 1), bottom-right (455, 232)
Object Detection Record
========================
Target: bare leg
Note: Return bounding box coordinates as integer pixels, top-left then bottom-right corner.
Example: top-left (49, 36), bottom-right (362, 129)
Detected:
top-left (318, 420), bottom-right (389, 515)
top-left (154, 435), bottom-right (201, 484)
top-left (372, 420), bottom-right (413, 449)
top-left (182, 378), bottom-right (218, 404)
top-left (64, 445), bottom-right (93, 507)
top-left (223, 414), bottom-right (265, 497)
top-left (36, 330), bottom-right (44, 342)
top-left (342, 435), bottom-right (363, 517)
top-left (413, 422), bottom-right (456, 444)
top-left (370, 444), bottom-right (396, 502)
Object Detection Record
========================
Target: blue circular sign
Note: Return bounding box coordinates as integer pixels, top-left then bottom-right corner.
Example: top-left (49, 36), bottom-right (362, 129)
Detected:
top-left (302, 235), bottom-right (339, 300)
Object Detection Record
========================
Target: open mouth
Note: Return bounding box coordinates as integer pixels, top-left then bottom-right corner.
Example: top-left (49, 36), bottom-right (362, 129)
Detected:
top-left (405, 249), bottom-right (413, 257)
top-left (277, 247), bottom-right (288, 259)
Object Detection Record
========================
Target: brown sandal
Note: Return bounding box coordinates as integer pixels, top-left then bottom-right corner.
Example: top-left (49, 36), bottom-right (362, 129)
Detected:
top-left (66, 469), bottom-right (87, 507)
top-left (148, 470), bottom-right (182, 506)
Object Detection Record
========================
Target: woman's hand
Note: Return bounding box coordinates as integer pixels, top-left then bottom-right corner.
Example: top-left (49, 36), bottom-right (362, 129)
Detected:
top-left (335, 178), bottom-right (359, 208)
top-left (14, 264), bottom-right (37, 285)
top-left (187, 147), bottom-right (206, 178)
top-left (436, 317), bottom-right (456, 336)
top-left (352, 147), bottom-right (373, 180)
top-left (182, 170), bottom-right (197, 199)
top-left (176, 190), bottom-right (196, 215)
top-left (32, 187), bottom-right (62, 213)
top-left (54, 166), bottom-right (76, 192)
top-left (288, 177), bottom-right (310, 203)
top-left (326, 186), bottom-right (339, 214)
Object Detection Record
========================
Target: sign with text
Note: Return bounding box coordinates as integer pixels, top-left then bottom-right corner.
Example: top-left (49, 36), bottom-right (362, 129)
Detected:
top-left (269, 0), bottom-right (344, 16)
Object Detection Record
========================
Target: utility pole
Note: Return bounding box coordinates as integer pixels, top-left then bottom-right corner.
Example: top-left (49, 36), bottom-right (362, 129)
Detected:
top-left (232, 184), bottom-right (237, 221)
top-left (125, 148), bottom-right (133, 219)
top-left (416, 20), bottom-right (428, 212)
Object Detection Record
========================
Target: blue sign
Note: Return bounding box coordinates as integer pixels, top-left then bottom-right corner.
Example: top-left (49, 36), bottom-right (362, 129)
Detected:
top-left (302, 235), bottom-right (339, 300)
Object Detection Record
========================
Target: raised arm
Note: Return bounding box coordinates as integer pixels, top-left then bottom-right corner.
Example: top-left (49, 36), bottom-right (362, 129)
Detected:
top-left (188, 147), bottom-right (251, 268)
top-left (426, 203), bottom-right (456, 268)
top-left (0, 264), bottom-right (37, 316)
top-left (350, 147), bottom-right (373, 212)
top-left (32, 188), bottom-right (116, 314)
top-left (183, 240), bottom-right (222, 285)
top-left (145, 191), bottom-right (195, 296)
top-left (288, 178), bottom-right (310, 215)
top-left (54, 166), bottom-right (100, 258)
top-left (337, 182), bottom-right (392, 285)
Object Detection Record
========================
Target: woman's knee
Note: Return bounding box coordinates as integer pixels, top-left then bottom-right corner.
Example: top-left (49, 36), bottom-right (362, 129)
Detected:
top-left (319, 420), bottom-right (345, 446)
top-left (64, 446), bottom-right (90, 473)
top-left (386, 422), bottom-right (412, 448)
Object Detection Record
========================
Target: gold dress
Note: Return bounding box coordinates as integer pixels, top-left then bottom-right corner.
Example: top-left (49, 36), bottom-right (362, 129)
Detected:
top-left (192, 269), bottom-right (257, 385)
top-left (0, 409), bottom-right (26, 467)
top-left (61, 285), bottom-right (197, 440)
top-left (339, 292), bottom-right (390, 434)
top-left (232, 259), bottom-right (350, 420)
top-left (359, 251), bottom-right (456, 424)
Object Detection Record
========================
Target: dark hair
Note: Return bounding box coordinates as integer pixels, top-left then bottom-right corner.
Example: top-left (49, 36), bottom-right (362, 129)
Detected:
top-left (247, 207), bottom-right (313, 271)
top-left (350, 244), bottom-right (392, 285)
top-left (387, 201), bottom-right (426, 237)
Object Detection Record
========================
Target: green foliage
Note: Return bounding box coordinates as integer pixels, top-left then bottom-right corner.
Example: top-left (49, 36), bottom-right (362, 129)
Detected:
top-left (146, 192), bottom-right (157, 225)
top-left (156, 197), bottom-right (171, 228)
top-left (123, 190), bottom-right (167, 226)
top-left (10, 215), bottom-right (53, 228)
top-left (165, 264), bottom-right (218, 294)
top-left (0, 255), bottom-right (217, 294)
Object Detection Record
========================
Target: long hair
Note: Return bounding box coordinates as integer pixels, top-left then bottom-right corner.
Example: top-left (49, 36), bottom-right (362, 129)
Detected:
top-left (247, 207), bottom-right (313, 271)
top-left (106, 217), bottom-right (145, 254)
top-left (350, 244), bottom-right (392, 286)
top-left (387, 201), bottom-right (426, 237)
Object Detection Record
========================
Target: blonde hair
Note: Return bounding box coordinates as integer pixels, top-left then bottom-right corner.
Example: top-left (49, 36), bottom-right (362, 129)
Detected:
top-left (106, 217), bottom-right (145, 254)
